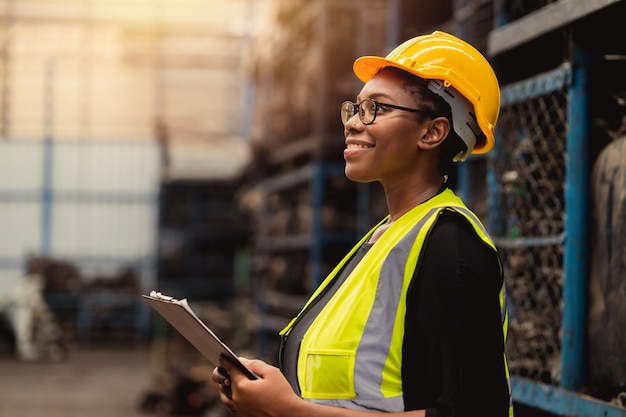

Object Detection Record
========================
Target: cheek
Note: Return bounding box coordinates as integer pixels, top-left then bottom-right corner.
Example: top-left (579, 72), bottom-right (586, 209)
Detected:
top-left (372, 123), bottom-right (421, 153)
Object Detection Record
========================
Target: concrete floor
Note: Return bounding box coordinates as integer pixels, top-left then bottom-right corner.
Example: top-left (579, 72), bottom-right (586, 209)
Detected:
top-left (0, 344), bottom-right (162, 417)
top-left (0, 343), bottom-right (563, 417)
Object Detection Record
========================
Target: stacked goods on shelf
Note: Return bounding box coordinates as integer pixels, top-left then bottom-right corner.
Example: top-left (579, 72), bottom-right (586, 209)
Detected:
top-left (245, 0), bottom-right (389, 174)
top-left (240, 0), bottom-right (390, 363)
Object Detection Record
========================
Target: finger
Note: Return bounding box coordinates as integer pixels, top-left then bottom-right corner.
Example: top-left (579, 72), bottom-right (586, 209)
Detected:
top-left (219, 383), bottom-right (233, 401)
top-left (219, 356), bottom-right (245, 381)
top-left (239, 357), bottom-right (264, 377)
top-left (218, 366), bottom-right (231, 386)
top-left (212, 366), bottom-right (229, 385)
top-left (218, 366), bottom-right (230, 378)
top-left (220, 355), bottom-right (262, 382)
top-left (219, 355), bottom-right (235, 373)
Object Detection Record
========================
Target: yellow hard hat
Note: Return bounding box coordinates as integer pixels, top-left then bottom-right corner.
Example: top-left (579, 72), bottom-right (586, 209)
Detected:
top-left (353, 31), bottom-right (500, 157)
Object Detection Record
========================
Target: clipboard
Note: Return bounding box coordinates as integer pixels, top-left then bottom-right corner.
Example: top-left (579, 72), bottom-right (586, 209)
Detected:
top-left (142, 291), bottom-right (258, 380)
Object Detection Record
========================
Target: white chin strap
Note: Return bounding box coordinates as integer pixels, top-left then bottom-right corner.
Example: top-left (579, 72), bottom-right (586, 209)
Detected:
top-left (428, 80), bottom-right (481, 162)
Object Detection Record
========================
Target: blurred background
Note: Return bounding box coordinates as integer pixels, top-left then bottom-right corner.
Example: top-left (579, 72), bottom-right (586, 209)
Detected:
top-left (0, 0), bottom-right (625, 416)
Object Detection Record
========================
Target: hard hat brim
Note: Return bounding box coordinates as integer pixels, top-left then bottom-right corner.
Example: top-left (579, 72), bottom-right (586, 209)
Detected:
top-left (353, 56), bottom-right (412, 84)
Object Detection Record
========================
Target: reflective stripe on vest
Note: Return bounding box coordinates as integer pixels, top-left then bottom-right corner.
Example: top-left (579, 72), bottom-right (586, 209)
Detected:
top-left (280, 189), bottom-right (512, 413)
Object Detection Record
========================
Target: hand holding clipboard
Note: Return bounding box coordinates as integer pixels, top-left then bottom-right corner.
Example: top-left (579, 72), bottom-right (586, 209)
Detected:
top-left (142, 291), bottom-right (258, 380)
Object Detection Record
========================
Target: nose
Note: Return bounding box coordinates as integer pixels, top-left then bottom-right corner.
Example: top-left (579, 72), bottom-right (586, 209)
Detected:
top-left (344, 114), bottom-right (362, 137)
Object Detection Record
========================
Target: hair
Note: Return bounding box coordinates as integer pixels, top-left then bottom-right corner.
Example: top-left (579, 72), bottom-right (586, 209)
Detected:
top-left (379, 67), bottom-right (469, 176)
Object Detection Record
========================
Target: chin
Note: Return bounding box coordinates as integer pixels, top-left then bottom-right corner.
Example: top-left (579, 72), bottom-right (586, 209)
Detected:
top-left (345, 168), bottom-right (372, 183)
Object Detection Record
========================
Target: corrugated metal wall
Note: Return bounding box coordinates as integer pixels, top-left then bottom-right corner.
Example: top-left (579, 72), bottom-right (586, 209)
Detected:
top-left (0, 138), bottom-right (160, 290)
top-left (0, 0), bottom-right (260, 289)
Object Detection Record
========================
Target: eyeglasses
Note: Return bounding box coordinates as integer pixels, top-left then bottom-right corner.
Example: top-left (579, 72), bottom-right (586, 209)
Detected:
top-left (340, 98), bottom-right (433, 126)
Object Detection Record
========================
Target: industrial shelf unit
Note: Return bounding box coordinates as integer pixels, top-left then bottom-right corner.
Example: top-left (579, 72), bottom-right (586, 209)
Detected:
top-left (457, 0), bottom-right (626, 416)
top-left (243, 0), bottom-right (391, 364)
top-left (156, 179), bottom-right (250, 300)
top-left (250, 162), bottom-right (378, 362)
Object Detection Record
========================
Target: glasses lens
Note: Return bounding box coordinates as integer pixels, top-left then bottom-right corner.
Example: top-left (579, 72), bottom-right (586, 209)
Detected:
top-left (360, 99), bottom-right (376, 124)
top-left (341, 101), bottom-right (355, 125)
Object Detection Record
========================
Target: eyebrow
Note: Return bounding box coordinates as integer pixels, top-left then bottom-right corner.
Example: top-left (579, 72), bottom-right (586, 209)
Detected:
top-left (356, 92), bottom-right (395, 102)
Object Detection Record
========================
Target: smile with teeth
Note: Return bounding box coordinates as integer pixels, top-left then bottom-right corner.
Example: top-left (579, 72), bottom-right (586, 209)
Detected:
top-left (347, 143), bottom-right (374, 149)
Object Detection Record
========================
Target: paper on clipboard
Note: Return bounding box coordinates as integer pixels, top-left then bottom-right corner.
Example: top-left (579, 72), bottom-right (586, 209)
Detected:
top-left (142, 291), bottom-right (258, 380)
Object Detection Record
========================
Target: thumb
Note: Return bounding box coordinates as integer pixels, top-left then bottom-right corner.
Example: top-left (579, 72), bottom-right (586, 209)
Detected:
top-left (220, 355), bottom-right (249, 382)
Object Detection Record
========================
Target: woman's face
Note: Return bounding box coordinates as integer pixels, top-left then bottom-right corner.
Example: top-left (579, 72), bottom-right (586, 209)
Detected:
top-left (343, 70), bottom-right (430, 185)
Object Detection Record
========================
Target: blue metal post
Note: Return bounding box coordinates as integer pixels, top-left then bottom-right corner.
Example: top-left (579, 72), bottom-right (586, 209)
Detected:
top-left (356, 182), bottom-right (370, 237)
top-left (455, 161), bottom-right (470, 202)
top-left (561, 44), bottom-right (592, 391)
top-left (493, 0), bottom-right (508, 27)
top-left (310, 163), bottom-right (324, 287)
top-left (386, 0), bottom-right (401, 49)
top-left (41, 59), bottom-right (55, 255)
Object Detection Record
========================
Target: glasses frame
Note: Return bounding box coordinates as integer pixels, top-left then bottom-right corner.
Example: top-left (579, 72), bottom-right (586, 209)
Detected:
top-left (341, 98), bottom-right (434, 126)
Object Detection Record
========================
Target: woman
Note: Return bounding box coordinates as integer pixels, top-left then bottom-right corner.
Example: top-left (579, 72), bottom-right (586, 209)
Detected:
top-left (213, 31), bottom-right (513, 417)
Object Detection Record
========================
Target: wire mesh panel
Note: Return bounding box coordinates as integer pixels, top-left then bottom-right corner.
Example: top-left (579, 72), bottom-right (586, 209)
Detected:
top-left (491, 64), bottom-right (571, 385)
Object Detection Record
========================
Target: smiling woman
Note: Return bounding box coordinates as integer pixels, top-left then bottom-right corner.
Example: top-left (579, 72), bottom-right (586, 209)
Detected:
top-left (211, 31), bottom-right (513, 417)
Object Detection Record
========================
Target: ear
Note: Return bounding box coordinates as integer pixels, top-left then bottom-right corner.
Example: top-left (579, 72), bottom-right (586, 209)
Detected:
top-left (417, 117), bottom-right (450, 150)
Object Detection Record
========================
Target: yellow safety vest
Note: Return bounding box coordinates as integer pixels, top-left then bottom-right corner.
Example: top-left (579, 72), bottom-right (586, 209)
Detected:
top-left (280, 189), bottom-right (513, 414)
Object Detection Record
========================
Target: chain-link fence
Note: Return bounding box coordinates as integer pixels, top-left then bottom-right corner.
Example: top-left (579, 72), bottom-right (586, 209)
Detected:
top-left (490, 65), bottom-right (570, 385)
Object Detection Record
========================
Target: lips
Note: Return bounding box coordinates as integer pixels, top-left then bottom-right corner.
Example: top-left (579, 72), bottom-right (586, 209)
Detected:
top-left (344, 140), bottom-right (374, 161)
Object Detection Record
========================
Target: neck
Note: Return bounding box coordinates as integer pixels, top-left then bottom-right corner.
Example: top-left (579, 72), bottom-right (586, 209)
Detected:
top-left (385, 180), bottom-right (445, 223)
top-left (367, 181), bottom-right (445, 245)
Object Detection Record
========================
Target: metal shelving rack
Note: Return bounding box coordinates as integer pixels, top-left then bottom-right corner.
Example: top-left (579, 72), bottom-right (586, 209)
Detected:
top-left (244, 0), bottom-right (390, 363)
top-left (457, 1), bottom-right (626, 415)
top-left (251, 162), bottom-right (374, 362)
